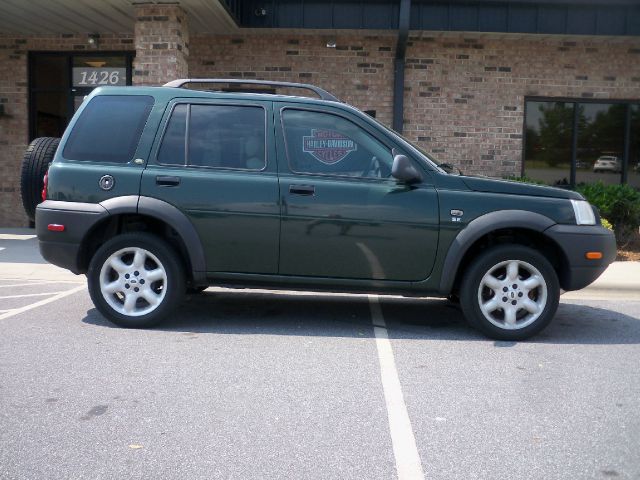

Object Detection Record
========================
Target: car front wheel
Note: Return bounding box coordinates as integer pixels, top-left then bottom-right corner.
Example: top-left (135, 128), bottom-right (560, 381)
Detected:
top-left (460, 245), bottom-right (560, 340)
top-left (87, 233), bottom-right (185, 328)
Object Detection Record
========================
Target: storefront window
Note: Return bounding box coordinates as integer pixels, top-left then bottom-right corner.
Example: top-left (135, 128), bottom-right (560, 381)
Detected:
top-left (576, 103), bottom-right (625, 185)
top-left (630, 105), bottom-right (640, 189)
top-left (524, 101), bottom-right (573, 185)
top-left (524, 99), bottom-right (639, 189)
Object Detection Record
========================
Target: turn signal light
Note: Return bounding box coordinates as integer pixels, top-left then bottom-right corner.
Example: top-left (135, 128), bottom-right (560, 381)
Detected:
top-left (47, 224), bottom-right (65, 232)
top-left (585, 251), bottom-right (603, 260)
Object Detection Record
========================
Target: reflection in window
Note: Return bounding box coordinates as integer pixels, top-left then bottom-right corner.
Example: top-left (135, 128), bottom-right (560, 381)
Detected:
top-left (630, 105), bottom-right (640, 189)
top-left (524, 100), bottom-right (640, 189)
top-left (158, 104), bottom-right (187, 165)
top-left (189, 105), bottom-right (265, 170)
top-left (282, 109), bottom-right (393, 179)
top-left (524, 101), bottom-right (573, 185)
top-left (576, 103), bottom-right (625, 186)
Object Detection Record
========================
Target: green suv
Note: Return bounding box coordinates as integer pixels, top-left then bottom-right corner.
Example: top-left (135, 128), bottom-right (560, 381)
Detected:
top-left (35, 79), bottom-right (616, 340)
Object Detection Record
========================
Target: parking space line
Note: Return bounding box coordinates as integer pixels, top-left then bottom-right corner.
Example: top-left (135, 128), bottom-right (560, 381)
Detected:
top-left (0, 247), bottom-right (5, 251)
top-left (0, 285), bottom-right (85, 321)
top-left (369, 295), bottom-right (425, 480)
top-left (0, 281), bottom-right (64, 288)
top-left (0, 234), bottom-right (36, 240)
top-left (0, 291), bottom-right (73, 300)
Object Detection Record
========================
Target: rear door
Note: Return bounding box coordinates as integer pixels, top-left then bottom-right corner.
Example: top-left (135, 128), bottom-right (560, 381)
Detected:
top-left (140, 99), bottom-right (280, 274)
top-left (275, 103), bottom-right (440, 281)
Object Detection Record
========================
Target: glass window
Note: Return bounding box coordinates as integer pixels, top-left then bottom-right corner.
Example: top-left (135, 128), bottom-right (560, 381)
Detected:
top-left (576, 103), bottom-right (625, 186)
top-left (72, 56), bottom-right (128, 87)
top-left (158, 104), bottom-right (187, 165)
top-left (32, 55), bottom-right (68, 89)
top-left (524, 101), bottom-right (573, 186)
top-left (188, 105), bottom-right (265, 170)
top-left (33, 92), bottom-right (68, 138)
top-left (628, 105), bottom-right (640, 189)
top-left (282, 109), bottom-right (393, 178)
top-left (63, 95), bottom-right (154, 163)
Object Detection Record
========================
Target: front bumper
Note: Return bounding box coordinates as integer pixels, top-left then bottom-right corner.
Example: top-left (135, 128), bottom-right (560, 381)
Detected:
top-left (36, 200), bottom-right (108, 274)
top-left (544, 223), bottom-right (617, 291)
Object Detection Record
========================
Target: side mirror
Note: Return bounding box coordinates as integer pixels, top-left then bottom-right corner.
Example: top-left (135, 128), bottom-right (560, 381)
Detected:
top-left (391, 154), bottom-right (422, 184)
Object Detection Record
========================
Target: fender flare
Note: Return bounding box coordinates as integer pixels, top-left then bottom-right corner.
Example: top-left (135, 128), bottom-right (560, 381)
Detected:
top-left (100, 196), bottom-right (207, 284)
top-left (438, 210), bottom-right (556, 294)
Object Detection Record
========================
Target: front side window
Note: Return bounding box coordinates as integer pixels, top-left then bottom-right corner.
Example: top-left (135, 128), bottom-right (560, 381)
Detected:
top-left (63, 95), bottom-right (153, 163)
top-left (281, 109), bottom-right (393, 179)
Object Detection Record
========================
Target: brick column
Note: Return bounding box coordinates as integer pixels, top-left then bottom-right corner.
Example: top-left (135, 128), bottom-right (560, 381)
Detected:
top-left (133, 4), bottom-right (189, 86)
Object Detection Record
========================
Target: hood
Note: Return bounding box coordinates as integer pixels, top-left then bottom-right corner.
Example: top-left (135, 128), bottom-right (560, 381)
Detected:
top-left (461, 176), bottom-right (583, 200)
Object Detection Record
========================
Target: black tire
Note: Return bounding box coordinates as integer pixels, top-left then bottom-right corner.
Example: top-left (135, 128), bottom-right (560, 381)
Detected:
top-left (20, 137), bottom-right (60, 222)
top-left (87, 232), bottom-right (186, 328)
top-left (459, 244), bottom-right (560, 341)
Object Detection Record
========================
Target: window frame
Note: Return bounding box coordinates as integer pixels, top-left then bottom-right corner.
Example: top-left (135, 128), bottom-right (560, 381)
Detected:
top-left (278, 105), bottom-right (399, 183)
top-left (522, 96), bottom-right (638, 187)
top-left (154, 100), bottom-right (269, 172)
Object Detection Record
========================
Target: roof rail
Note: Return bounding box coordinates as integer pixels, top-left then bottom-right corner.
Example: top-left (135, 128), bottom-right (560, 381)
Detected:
top-left (163, 79), bottom-right (340, 102)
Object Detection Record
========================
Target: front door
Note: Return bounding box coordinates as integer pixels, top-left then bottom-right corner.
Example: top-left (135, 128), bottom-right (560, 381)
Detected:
top-left (140, 100), bottom-right (280, 274)
top-left (275, 105), bottom-right (439, 281)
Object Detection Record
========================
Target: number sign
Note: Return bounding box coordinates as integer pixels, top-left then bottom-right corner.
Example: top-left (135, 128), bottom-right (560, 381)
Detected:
top-left (72, 68), bottom-right (126, 87)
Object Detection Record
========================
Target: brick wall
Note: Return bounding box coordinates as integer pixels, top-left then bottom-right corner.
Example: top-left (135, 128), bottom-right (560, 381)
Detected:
top-left (404, 34), bottom-right (640, 177)
top-left (189, 33), bottom-right (396, 127)
top-left (133, 5), bottom-right (189, 86)
top-left (190, 32), bottom-right (640, 177)
top-left (0, 34), bottom-right (133, 227)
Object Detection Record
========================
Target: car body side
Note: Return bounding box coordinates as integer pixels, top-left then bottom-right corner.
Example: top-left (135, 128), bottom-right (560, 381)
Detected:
top-left (36, 86), bottom-right (617, 297)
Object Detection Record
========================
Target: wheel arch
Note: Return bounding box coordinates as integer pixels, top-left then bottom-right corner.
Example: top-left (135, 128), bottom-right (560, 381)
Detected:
top-left (439, 210), bottom-right (570, 294)
top-left (77, 196), bottom-right (206, 284)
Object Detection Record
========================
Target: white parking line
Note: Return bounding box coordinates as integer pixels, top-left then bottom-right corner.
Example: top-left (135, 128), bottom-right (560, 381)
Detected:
top-left (0, 291), bottom-right (73, 300)
top-left (0, 281), bottom-right (65, 288)
top-left (0, 234), bottom-right (36, 240)
top-left (369, 295), bottom-right (425, 480)
top-left (0, 285), bottom-right (85, 321)
top-left (0, 247), bottom-right (5, 251)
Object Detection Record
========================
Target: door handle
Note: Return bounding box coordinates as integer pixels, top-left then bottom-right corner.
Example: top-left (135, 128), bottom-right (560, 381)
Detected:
top-left (289, 184), bottom-right (315, 196)
top-left (156, 175), bottom-right (181, 187)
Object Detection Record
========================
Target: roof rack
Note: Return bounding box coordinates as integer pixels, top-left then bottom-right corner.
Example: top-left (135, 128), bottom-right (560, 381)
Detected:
top-left (163, 79), bottom-right (340, 102)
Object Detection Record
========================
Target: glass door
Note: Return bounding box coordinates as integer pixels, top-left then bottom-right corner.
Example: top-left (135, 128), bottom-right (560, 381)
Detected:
top-left (29, 52), bottom-right (133, 140)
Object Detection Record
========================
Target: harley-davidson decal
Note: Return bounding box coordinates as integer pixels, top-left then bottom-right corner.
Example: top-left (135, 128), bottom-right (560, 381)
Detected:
top-left (302, 129), bottom-right (357, 164)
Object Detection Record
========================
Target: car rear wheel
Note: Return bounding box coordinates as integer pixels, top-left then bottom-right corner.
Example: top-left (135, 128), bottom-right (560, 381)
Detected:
top-left (87, 233), bottom-right (185, 328)
top-left (460, 245), bottom-right (560, 340)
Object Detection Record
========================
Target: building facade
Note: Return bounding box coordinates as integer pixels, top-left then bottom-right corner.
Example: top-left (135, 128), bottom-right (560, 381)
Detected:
top-left (0, 0), bottom-right (639, 226)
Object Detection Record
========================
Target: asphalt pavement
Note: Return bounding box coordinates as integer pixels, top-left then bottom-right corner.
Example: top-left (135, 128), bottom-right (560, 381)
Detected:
top-left (1, 229), bottom-right (639, 480)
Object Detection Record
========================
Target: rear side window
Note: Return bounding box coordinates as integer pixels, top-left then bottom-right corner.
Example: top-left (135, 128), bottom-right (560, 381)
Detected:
top-left (157, 103), bottom-right (266, 170)
top-left (63, 95), bottom-right (154, 163)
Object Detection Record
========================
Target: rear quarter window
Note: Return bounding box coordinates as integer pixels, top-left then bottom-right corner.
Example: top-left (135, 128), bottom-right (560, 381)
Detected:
top-left (63, 95), bottom-right (154, 163)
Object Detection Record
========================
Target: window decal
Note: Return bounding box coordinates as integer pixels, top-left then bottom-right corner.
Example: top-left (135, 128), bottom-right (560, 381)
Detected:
top-left (302, 129), bottom-right (357, 164)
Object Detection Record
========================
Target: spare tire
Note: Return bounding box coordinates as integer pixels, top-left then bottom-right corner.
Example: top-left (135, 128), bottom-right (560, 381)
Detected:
top-left (20, 137), bottom-right (60, 222)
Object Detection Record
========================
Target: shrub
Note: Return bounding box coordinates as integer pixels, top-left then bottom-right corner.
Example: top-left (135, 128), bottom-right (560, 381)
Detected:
top-left (601, 218), bottom-right (613, 231)
top-left (503, 175), bottom-right (548, 186)
top-left (577, 182), bottom-right (640, 244)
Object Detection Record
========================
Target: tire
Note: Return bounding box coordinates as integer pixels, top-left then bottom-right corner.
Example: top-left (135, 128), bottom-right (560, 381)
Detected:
top-left (87, 232), bottom-right (186, 328)
top-left (20, 137), bottom-right (60, 222)
top-left (460, 244), bottom-right (560, 341)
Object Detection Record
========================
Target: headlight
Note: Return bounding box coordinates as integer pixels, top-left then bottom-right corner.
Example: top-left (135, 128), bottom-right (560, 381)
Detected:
top-left (571, 199), bottom-right (596, 225)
